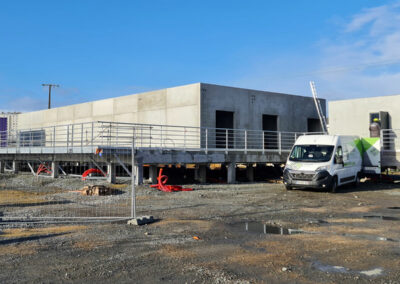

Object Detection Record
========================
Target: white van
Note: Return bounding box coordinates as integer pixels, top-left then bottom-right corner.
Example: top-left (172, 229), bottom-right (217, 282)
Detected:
top-left (283, 135), bottom-right (362, 192)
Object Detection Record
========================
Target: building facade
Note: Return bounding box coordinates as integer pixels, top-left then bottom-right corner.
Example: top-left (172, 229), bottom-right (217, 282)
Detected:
top-left (17, 83), bottom-right (326, 133)
top-left (329, 94), bottom-right (400, 137)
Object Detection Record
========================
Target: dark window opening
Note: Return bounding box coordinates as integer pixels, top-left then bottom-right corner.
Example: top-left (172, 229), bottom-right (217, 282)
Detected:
top-left (307, 118), bottom-right (322, 132)
top-left (262, 115), bottom-right (278, 149)
top-left (216, 110), bottom-right (234, 148)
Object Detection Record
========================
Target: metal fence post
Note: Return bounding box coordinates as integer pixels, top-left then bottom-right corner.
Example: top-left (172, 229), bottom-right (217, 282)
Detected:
top-left (71, 124), bottom-right (75, 149)
top-left (116, 123), bottom-right (119, 147)
top-left (225, 129), bottom-right (228, 154)
top-left (205, 128), bottom-right (208, 154)
top-left (278, 132), bottom-right (282, 154)
top-left (91, 122), bottom-right (94, 149)
top-left (131, 133), bottom-right (136, 219)
top-left (67, 125), bottom-right (70, 151)
top-left (184, 127), bottom-right (186, 151)
top-left (160, 125), bottom-right (163, 150)
top-left (262, 131), bottom-right (265, 154)
top-left (244, 130), bottom-right (247, 154)
top-left (149, 127), bottom-right (152, 148)
top-left (53, 126), bottom-right (56, 153)
top-left (81, 123), bottom-right (83, 152)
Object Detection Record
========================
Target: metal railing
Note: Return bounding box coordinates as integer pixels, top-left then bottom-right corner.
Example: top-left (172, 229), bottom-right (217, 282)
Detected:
top-left (0, 121), bottom-right (321, 154)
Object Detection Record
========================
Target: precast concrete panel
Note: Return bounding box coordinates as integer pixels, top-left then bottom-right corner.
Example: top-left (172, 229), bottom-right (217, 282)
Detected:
top-left (58, 106), bottom-right (76, 122)
top-left (200, 83), bottom-right (323, 132)
top-left (137, 90), bottom-right (167, 112)
top-left (329, 95), bottom-right (400, 136)
top-left (93, 99), bottom-right (114, 117)
top-left (74, 102), bottom-right (93, 119)
top-left (114, 96), bottom-right (138, 114)
top-left (114, 113), bottom-right (137, 123)
top-left (166, 105), bottom-right (200, 127)
top-left (137, 109), bottom-right (167, 125)
top-left (166, 84), bottom-right (200, 108)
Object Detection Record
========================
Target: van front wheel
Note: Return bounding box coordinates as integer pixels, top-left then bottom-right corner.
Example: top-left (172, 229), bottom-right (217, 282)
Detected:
top-left (329, 177), bottom-right (338, 193)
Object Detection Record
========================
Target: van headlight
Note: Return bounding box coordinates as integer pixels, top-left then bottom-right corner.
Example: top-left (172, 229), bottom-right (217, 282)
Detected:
top-left (316, 165), bottom-right (330, 172)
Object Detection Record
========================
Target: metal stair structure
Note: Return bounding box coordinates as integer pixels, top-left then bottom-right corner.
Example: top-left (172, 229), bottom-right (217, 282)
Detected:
top-left (309, 81), bottom-right (328, 134)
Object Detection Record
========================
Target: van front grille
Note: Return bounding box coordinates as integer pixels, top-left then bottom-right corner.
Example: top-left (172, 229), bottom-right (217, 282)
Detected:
top-left (292, 172), bottom-right (315, 181)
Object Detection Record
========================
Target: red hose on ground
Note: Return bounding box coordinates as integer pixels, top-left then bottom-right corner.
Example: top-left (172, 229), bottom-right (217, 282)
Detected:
top-left (37, 164), bottom-right (52, 175)
top-left (150, 168), bottom-right (193, 192)
top-left (82, 168), bottom-right (106, 180)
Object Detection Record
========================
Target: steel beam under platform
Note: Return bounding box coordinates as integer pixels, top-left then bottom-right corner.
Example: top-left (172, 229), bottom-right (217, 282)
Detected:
top-left (0, 146), bottom-right (290, 164)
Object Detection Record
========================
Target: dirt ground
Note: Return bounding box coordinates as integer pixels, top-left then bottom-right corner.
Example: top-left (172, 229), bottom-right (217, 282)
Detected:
top-left (1, 174), bottom-right (400, 283)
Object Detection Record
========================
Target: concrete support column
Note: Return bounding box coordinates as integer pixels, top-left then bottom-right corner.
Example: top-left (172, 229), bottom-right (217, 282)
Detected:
top-left (107, 163), bottom-right (116, 184)
top-left (246, 165), bottom-right (255, 182)
top-left (0, 161), bottom-right (5, 174)
top-left (195, 165), bottom-right (207, 183)
top-left (51, 161), bottom-right (59, 179)
top-left (12, 160), bottom-right (19, 174)
top-left (134, 164), bottom-right (144, 185)
top-left (227, 163), bottom-right (236, 184)
top-left (149, 165), bottom-right (158, 184)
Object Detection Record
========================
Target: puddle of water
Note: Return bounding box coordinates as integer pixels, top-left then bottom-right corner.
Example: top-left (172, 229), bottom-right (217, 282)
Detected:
top-left (313, 261), bottom-right (384, 277)
top-left (363, 215), bottom-right (400, 221)
top-left (312, 261), bottom-right (348, 273)
top-left (387, 206), bottom-right (400, 210)
top-left (236, 222), bottom-right (303, 235)
top-left (360, 268), bottom-right (383, 277)
top-left (342, 233), bottom-right (398, 243)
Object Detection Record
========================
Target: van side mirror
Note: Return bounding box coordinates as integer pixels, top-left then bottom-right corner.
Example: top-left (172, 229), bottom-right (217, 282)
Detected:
top-left (335, 155), bottom-right (344, 165)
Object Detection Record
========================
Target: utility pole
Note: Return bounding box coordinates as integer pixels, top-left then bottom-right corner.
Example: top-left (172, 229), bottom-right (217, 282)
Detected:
top-left (42, 84), bottom-right (59, 109)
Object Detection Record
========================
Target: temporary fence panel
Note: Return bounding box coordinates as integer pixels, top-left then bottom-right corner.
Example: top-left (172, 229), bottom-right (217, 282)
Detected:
top-left (0, 150), bottom-right (134, 220)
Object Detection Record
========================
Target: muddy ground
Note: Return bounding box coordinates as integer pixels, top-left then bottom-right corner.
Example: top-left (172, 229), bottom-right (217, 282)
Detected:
top-left (1, 174), bottom-right (400, 283)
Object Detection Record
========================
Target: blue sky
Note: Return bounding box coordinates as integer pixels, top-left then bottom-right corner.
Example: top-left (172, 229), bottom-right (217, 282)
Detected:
top-left (1, 0), bottom-right (400, 112)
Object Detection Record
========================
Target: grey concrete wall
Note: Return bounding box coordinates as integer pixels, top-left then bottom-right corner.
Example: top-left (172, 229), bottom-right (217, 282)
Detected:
top-left (200, 83), bottom-right (325, 132)
top-left (329, 95), bottom-right (400, 136)
top-left (17, 82), bottom-right (326, 135)
top-left (18, 83), bottom-right (201, 130)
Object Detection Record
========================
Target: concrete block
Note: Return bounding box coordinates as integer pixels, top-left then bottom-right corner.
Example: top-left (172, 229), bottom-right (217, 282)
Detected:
top-left (149, 166), bottom-right (158, 184)
top-left (12, 160), bottom-right (19, 174)
top-left (195, 165), bottom-right (207, 183)
top-left (246, 165), bottom-right (254, 182)
top-left (127, 215), bottom-right (155, 226)
top-left (51, 161), bottom-right (59, 179)
top-left (227, 163), bottom-right (236, 184)
top-left (134, 164), bottom-right (144, 185)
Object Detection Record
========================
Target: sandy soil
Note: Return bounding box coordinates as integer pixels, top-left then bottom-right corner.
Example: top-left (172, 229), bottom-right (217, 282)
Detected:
top-left (1, 174), bottom-right (400, 283)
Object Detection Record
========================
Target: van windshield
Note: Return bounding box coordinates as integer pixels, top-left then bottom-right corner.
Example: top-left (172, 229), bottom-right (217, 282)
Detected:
top-left (289, 145), bottom-right (334, 162)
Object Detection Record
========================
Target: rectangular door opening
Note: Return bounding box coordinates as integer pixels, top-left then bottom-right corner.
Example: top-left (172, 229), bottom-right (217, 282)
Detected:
top-left (216, 110), bottom-right (234, 148)
top-left (262, 115), bottom-right (278, 149)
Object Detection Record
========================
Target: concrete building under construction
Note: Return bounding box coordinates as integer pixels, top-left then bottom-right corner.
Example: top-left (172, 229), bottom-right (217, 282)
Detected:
top-left (17, 83), bottom-right (325, 133)
top-left (1, 83), bottom-right (326, 184)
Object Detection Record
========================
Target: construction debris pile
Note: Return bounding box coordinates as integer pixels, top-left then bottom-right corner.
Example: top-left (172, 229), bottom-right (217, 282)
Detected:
top-left (80, 185), bottom-right (115, 196)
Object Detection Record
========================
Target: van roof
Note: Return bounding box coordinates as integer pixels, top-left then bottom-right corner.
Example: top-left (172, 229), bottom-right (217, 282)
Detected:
top-left (295, 135), bottom-right (338, 145)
